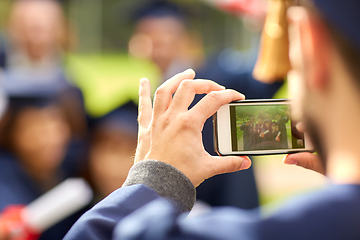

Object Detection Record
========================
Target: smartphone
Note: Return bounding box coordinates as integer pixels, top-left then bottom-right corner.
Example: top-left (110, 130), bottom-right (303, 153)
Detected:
top-left (214, 99), bottom-right (314, 156)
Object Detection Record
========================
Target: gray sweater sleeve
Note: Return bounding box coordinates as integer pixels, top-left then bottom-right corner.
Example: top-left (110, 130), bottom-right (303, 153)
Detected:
top-left (122, 160), bottom-right (196, 212)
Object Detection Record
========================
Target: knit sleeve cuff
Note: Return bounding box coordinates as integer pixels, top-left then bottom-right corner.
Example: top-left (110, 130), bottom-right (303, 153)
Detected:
top-left (123, 160), bottom-right (196, 212)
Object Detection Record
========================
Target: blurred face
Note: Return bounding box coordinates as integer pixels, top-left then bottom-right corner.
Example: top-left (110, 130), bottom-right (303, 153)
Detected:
top-left (258, 119), bottom-right (263, 125)
top-left (11, 106), bottom-right (70, 173)
top-left (89, 131), bottom-right (136, 197)
top-left (275, 114), bottom-right (280, 120)
top-left (265, 122), bottom-right (270, 128)
top-left (288, 7), bottom-right (308, 123)
top-left (287, 7), bottom-right (327, 161)
top-left (8, 0), bottom-right (65, 60)
top-left (272, 124), bottom-right (276, 131)
top-left (129, 16), bottom-right (186, 72)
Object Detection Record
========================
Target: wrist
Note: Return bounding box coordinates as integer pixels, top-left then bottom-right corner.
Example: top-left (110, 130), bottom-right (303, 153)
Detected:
top-left (123, 160), bottom-right (196, 212)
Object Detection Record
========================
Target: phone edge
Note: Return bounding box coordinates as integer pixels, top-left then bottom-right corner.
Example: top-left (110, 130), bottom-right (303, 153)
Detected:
top-left (213, 99), bottom-right (315, 156)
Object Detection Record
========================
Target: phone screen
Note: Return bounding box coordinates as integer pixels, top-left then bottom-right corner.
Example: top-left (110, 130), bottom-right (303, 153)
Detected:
top-left (229, 103), bottom-right (305, 152)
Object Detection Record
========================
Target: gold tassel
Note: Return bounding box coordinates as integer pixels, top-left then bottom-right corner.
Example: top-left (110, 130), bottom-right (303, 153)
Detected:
top-left (252, 0), bottom-right (291, 83)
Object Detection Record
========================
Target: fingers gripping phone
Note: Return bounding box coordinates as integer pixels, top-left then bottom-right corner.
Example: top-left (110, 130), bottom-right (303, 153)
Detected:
top-left (214, 99), bottom-right (314, 156)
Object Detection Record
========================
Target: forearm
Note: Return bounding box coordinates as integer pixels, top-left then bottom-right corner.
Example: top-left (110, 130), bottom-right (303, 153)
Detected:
top-left (64, 160), bottom-right (196, 240)
top-left (63, 185), bottom-right (161, 240)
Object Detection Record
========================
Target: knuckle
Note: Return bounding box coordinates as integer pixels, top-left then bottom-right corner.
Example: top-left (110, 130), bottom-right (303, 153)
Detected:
top-left (175, 113), bottom-right (197, 131)
top-left (179, 114), bottom-right (193, 129)
top-left (155, 86), bottom-right (166, 96)
top-left (302, 160), bottom-right (314, 170)
top-left (161, 115), bottom-right (172, 128)
top-left (218, 157), bottom-right (241, 174)
top-left (179, 79), bottom-right (192, 89)
top-left (207, 91), bottom-right (222, 101)
top-left (137, 115), bottom-right (141, 124)
top-left (229, 157), bottom-right (242, 172)
top-left (138, 105), bottom-right (144, 116)
top-left (137, 109), bottom-right (147, 124)
top-left (205, 83), bottom-right (214, 93)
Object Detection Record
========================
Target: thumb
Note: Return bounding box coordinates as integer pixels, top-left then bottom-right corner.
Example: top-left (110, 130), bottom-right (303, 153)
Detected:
top-left (283, 152), bottom-right (325, 175)
top-left (212, 156), bottom-right (252, 176)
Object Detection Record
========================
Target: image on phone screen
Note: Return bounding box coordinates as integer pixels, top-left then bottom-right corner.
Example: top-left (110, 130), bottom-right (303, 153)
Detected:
top-left (229, 104), bottom-right (305, 152)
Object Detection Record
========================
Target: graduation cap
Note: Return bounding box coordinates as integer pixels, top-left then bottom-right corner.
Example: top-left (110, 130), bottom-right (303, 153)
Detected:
top-left (252, 0), bottom-right (291, 83)
top-left (7, 95), bottom-right (60, 112)
top-left (133, 0), bottom-right (187, 24)
top-left (253, 0), bottom-right (360, 83)
top-left (0, 72), bottom-right (71, 120)
top-left (0, 70), bottom-right (71, 99)
top-left (0, 62), bottom-right (77, 116)
top-left (312, 0), bottom-right (360, 52)
top-left (90, 101), bottom-right (138, 138)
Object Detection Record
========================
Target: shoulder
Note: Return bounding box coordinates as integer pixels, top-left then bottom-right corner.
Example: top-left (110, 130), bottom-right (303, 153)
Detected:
top-left (110, 184), bottom-right (360, 240)
top-left (0, 152), bottom-right (21, 177)
top-left (64, 184), bottom-right (162, 240)
top-left (260, 184), bottom-right (360, 239)
top-left (0, 152), bottom-right (40, 210)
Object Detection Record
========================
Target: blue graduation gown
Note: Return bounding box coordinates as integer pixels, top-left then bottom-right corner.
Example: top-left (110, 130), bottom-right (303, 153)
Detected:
top-left (64, 183), bottom-right (360, 240)
top-left (0, 149), bottom-right (86, 240)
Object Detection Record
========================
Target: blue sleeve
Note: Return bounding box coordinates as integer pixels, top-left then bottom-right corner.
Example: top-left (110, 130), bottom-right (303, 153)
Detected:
top-left (63, 185), bottom-right (161, 240)
top-left (64, 159), bottom-right (360, 240)
top-left (112, 185), bottom-right (360, 240)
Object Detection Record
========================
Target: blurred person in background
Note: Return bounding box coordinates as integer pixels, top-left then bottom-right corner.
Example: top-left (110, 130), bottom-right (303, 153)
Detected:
top-left (240, 114), bottom-right (255, 150)
top-left (128, 0), bottom-right (284, 210)
top-left (0, 0), bottom-right (69, 81)
top-left (275, 112), bottom-right (289, 148)
top-left (0, 0), bottom-right (87, 138)
top-left (0, 2), bottom-right (89, 238)
top-left (0, 95), bottom-right (86, 240)
top-left (0, 3), bottom-right (87, 238)
top-left (86, 102), bottom-right (138, 203)
top-left (128, 1), bottom-right (203, 81)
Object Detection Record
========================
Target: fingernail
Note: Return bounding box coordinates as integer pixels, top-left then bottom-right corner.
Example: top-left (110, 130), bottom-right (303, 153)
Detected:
top-left (233, 90), bottom-right (245, 100)
top-left (283, 155), bottom-right (297, 165)
top-left (140, 78), bottom-right (147, 86)
top-left (240, 157), bottom-right (251, 170)
top-left (184, 68), bottom-right (195, 74)
top-left (284, 159), bottom-right (297, 165)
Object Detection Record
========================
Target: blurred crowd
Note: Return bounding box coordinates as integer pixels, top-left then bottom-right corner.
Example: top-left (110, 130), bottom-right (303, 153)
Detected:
top-left (0, 0), bottom-right (284, 239)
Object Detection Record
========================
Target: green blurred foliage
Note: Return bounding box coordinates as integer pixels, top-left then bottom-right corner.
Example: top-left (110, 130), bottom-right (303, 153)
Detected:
top-left (66, 53), bottom-right (160, 117)
top-left (0, 0), bottom-right (11, 30)
top-left (64, 0), bottom-right (251, 53)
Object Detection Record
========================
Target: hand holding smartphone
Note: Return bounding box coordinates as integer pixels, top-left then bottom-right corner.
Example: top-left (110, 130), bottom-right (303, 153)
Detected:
top-left (214, 99), bottom-right (314, 156)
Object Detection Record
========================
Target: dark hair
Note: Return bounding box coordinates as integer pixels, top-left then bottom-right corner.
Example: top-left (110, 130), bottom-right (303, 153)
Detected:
top-left (325, 25), bottom-right (360, 88)
top-left (0, 100), bottom-right (68, 151)
top-left (300, 0), bottom-right (360, 89)
top-left (133, 0), bottom-right (190, 28)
